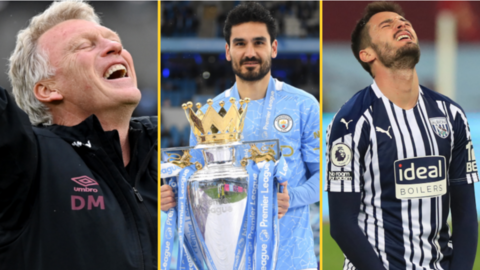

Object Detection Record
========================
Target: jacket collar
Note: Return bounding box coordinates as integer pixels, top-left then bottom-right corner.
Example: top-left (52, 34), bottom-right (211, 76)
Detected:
top-left (42, 115), bottom-right (115, 149)
top-left (42, 114), bottom-right (156, 158)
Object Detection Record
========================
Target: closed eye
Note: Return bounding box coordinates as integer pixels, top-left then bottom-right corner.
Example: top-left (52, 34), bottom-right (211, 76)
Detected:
top-left (76, 41), bottom-right (94, 50)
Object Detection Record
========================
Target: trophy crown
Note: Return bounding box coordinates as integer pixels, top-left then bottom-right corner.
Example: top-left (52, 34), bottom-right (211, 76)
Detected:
top-left (182, 97), bottom-right (249, 145)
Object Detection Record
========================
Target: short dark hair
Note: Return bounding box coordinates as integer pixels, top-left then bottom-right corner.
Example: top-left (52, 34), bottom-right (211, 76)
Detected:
top-left (223, 2), bottom-right (278, 45)
top-left (351, 2), bottom-right (405, 77)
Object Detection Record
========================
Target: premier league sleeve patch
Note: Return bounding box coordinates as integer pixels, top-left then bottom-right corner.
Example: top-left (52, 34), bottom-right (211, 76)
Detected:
top-left (274, 114), bottom-right (293, 132)
top-left (330, 143), bottom-right (352, 167)
top-left (328, 143), bottom-right (354, 181)
top-left (429, 117), bottom-right (450, 139)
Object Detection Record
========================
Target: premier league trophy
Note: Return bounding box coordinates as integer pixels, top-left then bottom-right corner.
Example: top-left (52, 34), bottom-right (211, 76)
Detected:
top-left (161, 98), bottom-right (283, 270)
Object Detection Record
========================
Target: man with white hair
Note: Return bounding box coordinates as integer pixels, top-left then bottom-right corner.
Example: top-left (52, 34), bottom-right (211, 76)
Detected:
top-left (0, 1), bottom-right (157, 269)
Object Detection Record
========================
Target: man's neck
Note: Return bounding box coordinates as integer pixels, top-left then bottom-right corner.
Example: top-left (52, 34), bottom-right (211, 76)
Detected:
top-left (97, 116), bottom-right (131, 167)
top-left (374, 68), bottom-right (419, 110)
top-left (236, 73), bottom-right (271, 100)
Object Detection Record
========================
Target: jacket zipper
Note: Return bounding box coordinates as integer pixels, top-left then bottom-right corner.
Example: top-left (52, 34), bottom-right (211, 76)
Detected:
top-left (133, 185), bottom-right (157, 267)
top-left (132, 142), bottom-right (158, 265)
top-left (133, 187), bottom-right (144, 202)
top-left (92, 153), bottom-right (146, 270)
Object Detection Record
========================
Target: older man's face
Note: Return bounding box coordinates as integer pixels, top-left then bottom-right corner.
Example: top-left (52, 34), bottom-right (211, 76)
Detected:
top-left (38, 19), bottom-right (140, 118)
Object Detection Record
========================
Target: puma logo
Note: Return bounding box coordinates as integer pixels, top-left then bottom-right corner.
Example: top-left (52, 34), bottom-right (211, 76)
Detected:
top-left (376, 126), bottom-right (392, 139)
top-left (340, 118), bottom-right (353, 130)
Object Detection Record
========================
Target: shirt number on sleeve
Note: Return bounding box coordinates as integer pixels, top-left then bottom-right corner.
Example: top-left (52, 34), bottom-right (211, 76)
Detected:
top-left (466, 141), bottom-right (477, 172)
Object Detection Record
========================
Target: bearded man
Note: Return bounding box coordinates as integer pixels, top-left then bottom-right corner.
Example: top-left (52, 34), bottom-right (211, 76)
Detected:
top-left (326, 2), bottom-right (478, 270)
top-left (161, 2), bottom-right (320, 269)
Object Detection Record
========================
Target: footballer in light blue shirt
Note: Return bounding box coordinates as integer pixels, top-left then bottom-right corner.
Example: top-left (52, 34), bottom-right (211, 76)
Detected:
top-left (162, 2), bottom-right (320, 269)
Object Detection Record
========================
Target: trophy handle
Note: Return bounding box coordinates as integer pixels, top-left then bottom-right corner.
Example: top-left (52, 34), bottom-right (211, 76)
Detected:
top-left (239, 139), bottom-right (280, 167)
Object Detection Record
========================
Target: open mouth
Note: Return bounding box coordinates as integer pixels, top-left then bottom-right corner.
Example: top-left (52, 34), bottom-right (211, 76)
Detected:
top-left (395, 31), bottom-right (413, 41)
top-left (104, 64), bottom-right (128, 80)
top-left (396, 35), bottom-right (411, 41)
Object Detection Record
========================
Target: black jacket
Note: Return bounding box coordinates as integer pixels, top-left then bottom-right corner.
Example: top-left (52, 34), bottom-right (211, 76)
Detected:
top-left (0, 88), bottom-right (157, 270)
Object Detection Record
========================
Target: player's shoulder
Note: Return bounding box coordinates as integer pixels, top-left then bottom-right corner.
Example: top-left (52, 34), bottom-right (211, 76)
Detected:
top-left (275, 79), bottom-right (318, 105)
top-left (211, 90), bottom-right (229, 103)
top-left (327, 85), bottom-right (377, 143)
top-left (420, 85), bottom-right (467, 119)
top-left (333, 85), bottom-right (377, 126)
top-left (421, 85), bottom-right (464, 110)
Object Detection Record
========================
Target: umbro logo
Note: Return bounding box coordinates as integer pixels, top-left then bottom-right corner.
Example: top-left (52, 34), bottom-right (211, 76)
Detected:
top-left (376, 126), bottom-right (392, 139)
top-left (70, 176), bottom-right (104, 210)
top-left (72, 176), bottom-right (98, 187)
top-left (72, 176), bottom-right (98, 193)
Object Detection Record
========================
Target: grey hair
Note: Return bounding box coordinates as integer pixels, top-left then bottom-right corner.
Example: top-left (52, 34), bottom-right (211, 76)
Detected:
top-left (8, 0), bottom-right (100, 125)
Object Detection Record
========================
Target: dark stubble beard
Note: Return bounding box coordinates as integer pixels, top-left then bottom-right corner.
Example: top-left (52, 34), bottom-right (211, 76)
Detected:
top-left (232, 56), bottom-right (271, 82)
top-left (372, 41), bottom-right (421, 70)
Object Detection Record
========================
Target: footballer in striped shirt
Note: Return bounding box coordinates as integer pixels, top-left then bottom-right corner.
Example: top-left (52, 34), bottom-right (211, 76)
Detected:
top-left (326, 2), bottom-right (479, 270)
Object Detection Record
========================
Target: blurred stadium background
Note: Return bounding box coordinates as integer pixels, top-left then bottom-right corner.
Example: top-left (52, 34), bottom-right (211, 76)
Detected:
top-left (323, 2), bottom-right (480, 269)
top-left (0, 1), bottom-right (157, 117)
top-left (160, 1), bottom-right (320, 268)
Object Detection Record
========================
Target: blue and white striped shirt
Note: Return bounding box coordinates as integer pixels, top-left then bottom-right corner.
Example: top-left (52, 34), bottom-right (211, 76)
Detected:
top-left (326, 81), bottom-right (478, 270)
